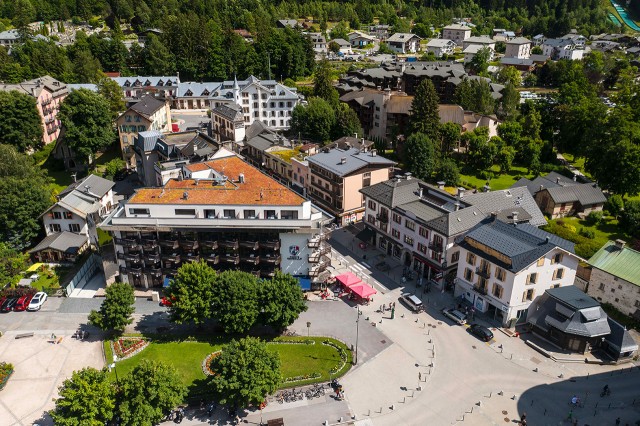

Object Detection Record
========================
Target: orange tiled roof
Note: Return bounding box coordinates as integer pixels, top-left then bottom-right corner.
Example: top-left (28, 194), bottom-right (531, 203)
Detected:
top-left (129, 156), bottom-right (305, 206)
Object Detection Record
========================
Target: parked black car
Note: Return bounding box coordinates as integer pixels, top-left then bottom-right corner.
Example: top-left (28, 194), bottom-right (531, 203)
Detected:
top-left (468, 324), bottom-right (494, 342)
top-left (0, 297), bottom-right (18, 312)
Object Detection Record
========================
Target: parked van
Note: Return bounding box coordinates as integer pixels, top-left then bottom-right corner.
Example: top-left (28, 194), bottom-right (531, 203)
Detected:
top-left (399, 293), bottom-right (424, 312)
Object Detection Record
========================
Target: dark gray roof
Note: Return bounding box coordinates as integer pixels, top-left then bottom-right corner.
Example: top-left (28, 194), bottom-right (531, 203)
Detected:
top-left (529, 54), bottom-right (550, 62)
top-left (359, 177), bottom-right (420, 208)
top-left (495, 207), bottom-right (531, 224)
top-left (246, 133), bottom-right (283, 152)
top-left (510, 171), bottom-right (578, 197)
top-left (212, 103), bottom-right (243, 121)
top-left (545, 184), bottom-right (606, 206)
top-left (426, 205), bottom-right (485, 236)
top-left (605, 318), bottom-right (639, 353)
top-left (463, 186), bottom-right (547, 227)
top-left (128, 94), bottom-right (166, 118)
top-left (460, 218), bottom-right (575, 272)
top-left (28, 232), bottom-right (88, 254)
top-left (500, 58), bottom-right (534, 66)
top-left (307, 148), bottom-right (395, 177)
top-left (528, 288), bottom-right (611, 338)
top-left (57, 174), bottom-right (115, 199)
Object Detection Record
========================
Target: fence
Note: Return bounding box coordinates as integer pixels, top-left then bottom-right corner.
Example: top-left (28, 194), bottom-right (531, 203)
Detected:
top-left (64, 253), bottom-right (103, 296)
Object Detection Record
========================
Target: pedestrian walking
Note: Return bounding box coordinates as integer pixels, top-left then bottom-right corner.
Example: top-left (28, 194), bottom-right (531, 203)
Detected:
top-left (418, 372), bottom-right (422, 381)
top-left (616, 418), bottom-right (621, 426)
top-left (520, 412), bottom-right (526, 425)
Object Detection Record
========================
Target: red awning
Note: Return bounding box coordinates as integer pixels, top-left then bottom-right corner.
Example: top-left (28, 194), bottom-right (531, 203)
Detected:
top-left (335, 271), bottom-right (362, 287)
top-left (349, 283), bottom-right (377, 299)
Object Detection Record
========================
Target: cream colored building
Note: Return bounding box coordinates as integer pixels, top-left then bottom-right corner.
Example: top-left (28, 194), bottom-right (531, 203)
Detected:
top-left (442, 24), bottom-right (472, 44)
top-left (587, 240), bottom-right (640, 318)
top-left (504, 37), bottom-right (532, 59)
top-left (307, 147), bottom-right (396, 226)
top-left (116, 95), bottom-right (172, 168)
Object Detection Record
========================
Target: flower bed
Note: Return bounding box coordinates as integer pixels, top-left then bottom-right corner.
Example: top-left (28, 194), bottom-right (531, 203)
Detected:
top-left (267, 339), bottom-right (316, 345)
top-left (323, 340), bottom-right (349, 375)
top-left (0, 362), bottom-right (14, 391)
top-left (112, 337), bottom-right (148, 360)
top-left (282, 372), bottom-right (321, 384)
top-left (202, 351), bottom-right (222, 376)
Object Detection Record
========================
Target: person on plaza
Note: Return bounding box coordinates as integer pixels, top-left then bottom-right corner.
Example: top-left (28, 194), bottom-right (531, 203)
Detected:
top-left (571, 395), bottom-right (579, 406)
top-left (418, 372), bottom-right (422, 381)
top-left (616, 418), bottom-right (621, 426)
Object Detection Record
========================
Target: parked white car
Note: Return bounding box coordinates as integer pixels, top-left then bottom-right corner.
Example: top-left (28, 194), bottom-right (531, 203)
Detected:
top-left (27, 292), bottom-right (48, 311)
top-left (442, 308), bottom-right (467, 325)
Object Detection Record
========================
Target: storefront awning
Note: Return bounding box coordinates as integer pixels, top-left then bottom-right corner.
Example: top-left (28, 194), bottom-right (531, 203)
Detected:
top-left (349, 283), bottom-right (377, 299)
top-left (412, 252), bottom-right (443, 270)
top-left (335, 271), bottom-right (362, 287)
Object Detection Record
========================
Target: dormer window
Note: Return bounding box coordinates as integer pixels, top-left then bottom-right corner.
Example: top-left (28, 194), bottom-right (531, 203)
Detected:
top-left (185, 90), bottom-right (193, 96)
top-left (134, 80), bottom-right (141, 86)
top-left (202, 90), bottom-right (210, 96)
top-left (157, 80), bottom-right (164, 86)
top-left (166, 81), bottom-right (172, 86)
top-left (144, 80), bottom-right (151, 86)
top-left (124, 80), bottom-right (131, 87)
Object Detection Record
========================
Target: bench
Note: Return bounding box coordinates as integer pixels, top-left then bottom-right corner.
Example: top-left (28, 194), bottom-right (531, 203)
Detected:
top-left (15, 332), bottom-right (34, 339)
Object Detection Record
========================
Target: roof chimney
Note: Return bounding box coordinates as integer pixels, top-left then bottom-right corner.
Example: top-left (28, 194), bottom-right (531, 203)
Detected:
top-left (455, 201), bottom-right (460, 211)
top-left (371, 149), bottom-right (377, 156)
top-left (183, 191), bottom-right (189, 200)
top-left (614, 239), bottom-right (626, 250)
top-left (457, 187), bottom-right (465, 198)
top-left (490, 211), bottom-right (498, 220)
top-left (573, 175), bottom-right (577, 182)
top-left (419, 187), bottom-right (423, 198)
top-left (545, 236), bottom-right (550, 243)
top-left (239, 173), bottom-right (245, 183)
top-left (340, 157), bottom-right (347, 164)
top-left (512, 211), bottom-right (518, 222)
top-left (539, 185), bottom-right (544, 192)
top-left (556, 177), bottom-right (561, 184)
top-left (405, 172), bottom-right (412, 180)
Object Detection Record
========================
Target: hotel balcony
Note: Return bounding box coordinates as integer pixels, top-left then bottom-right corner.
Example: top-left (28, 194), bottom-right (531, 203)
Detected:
top-left (261, 254), bottom-right (281, 264)
top-left (476, 266), bottom-right (491, 279)
top-left (307, 234), bottom-right (328, 248)
top-left (144, 267), bottom-right (162, 277)
top-left (260, 268), bottom-right (276, 278)
top-left (161, 253), bottom-right (181, 262)
top-left (429, 242), bottom-right (443, 252)
top-left (184, 254), bottom-right (200, 263)
top-left (141, 238), bottom-right (158, 250)
top-left (219, 239), bottom-right (239, 250)
top-left (259, 240), bottom-right (280, 250)
top-left (117, 252), bottom-right (141, 262)
top-left (120, 265), bottom-right (142, 276)
top-left (241, 255), bottom-right (260, 265)
top-left (239, 240), bottom-right (259, 250)
top-left (179, 239), bottom-right (199, 250)
top-left (222, 254), bottom-right (240, 264)
top-left (115, 238), bottom-right (139, 249)
top-left (205, 254), bottom-right (220, 265)
top-left (159, 238), bottom-right (179, 250)
top-left (201, 240), bottom-right (218, 250)
top-left (310, 244), bottom-right (331, 258)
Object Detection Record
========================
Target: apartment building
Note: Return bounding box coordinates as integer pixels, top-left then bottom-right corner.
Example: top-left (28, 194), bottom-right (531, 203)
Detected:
top-left (386, 33), bottom-right (422, 54)
top-left (308, 33), bottom-right (328, 53)
top-left (504, 37), bottom-right (532, 59)
top-left (174, 82), bottom-right (221, 110)
top-left (100, 154), bottom-right (331, 288)
top-left (425, 39), bottom-right (457, 57)
top-left (0, 75), bottom-right (68, 145)
top-left (462, 36), bottom-right (496, 51)
top-left (35, 175), bottom-right (115, 261)
top-left (210, 76), bottom-right (299, 141)
top-left (455, 217), bottom-right (579, 327)
top-left (116, 95), bottom-right (172, 168)
top-left (542, 39), bottom-right (585, 60)
top-left (306, 147), bottom-right (396, 226)
top-left (442, 24), bottom-right (472, 44)
top-left (360, 177), bottom-right (547, 291)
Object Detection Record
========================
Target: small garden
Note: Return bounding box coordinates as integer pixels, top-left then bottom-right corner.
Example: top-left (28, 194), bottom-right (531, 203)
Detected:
top-left (103, 335), bottom-right (352, 398)
top-left (542, 212), bottom-right (634, 259)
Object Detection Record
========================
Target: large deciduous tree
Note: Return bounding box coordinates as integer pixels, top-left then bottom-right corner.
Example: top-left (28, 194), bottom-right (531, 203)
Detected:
top-left (210, 337), bottom-right (281, 408)
top-left (313, 60), bottom-right (339, 107)
top-left (88, 282), bottom-right (135, 333)
top-left (0, 242), bottom-right (29, 288)
top-left (290, 98), bottom-right (336, 143)
top-left (211, 271), bottom-right (259, 334)
top-left (59, 88), bottom-right (114, 162)
top-left (166, 261), bottom-right (216, 326)
top-left (50, 368), bottom-right (116, 426)
top-left (0, 91), bottom-right (43, 152)
top-left (332, 103), bottom-right (361, 139)
top-left (97, 76), bottom-right (125, 121)
top-left (0, 144), bottom-right (51, 249)
top-left (409, 79), bottom-right (440, 141)
top-left (117, 360), bottom-right (187, 426)
top-left (404, 132), bottom-right (436, 180)
top-left (258, 271), bottom-right (307, 330)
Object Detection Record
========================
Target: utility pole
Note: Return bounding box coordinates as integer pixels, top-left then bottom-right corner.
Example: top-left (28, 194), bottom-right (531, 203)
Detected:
top-left (354, 306), bottom-right (361, 364)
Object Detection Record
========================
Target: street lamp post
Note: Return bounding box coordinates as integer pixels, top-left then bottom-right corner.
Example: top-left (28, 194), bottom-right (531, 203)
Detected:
top-left (110, 355), bottom-right (120, 387)
top-left (354, 306), bottom-right (360, 365)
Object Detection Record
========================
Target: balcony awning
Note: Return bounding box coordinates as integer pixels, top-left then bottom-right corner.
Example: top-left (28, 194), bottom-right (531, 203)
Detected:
top-left (335, 271), bottom-right (362, 287)
top-left (349, 283), bottom-right (377, 299)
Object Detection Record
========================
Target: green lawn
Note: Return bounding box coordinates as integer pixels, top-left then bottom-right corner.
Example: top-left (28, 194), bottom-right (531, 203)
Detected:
top-left (97, 228), bottom-right (113, 247)
top-left (459, 165), bottom-right (530, 191)
top-left (103, 336), bottom-right (352, 399)
top-left (542, 216), bottom-right (632, 259)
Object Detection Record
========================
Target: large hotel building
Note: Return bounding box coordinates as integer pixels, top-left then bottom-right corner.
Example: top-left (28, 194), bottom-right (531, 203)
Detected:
top-left (100, 152), bottom-right (331, 288)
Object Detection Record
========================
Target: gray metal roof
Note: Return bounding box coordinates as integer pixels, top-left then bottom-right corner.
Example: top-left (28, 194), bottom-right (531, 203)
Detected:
top-left (605, 318), bottom-right (639, 353)
top-left (28, 232), bottom-right (88, 254)
top-left (426, 205), bottom-right (485, 236)
top-left (460, 218), bottom-right (574, 272)
top-left (307, 148), bottom-right (395, 177)
top-left (528, 289), bottom-right (611, 338)
top-left (545, 184), bottom-right (606, 206)
top-left (212, 103), bottom-right (243, 121)
top-left (112, 76), bottom-right (180, 88)
top-left (58, 174), bottom-right (115, 200)
top-left (176, 81), bottom-right (221, 97)
top-left (135, 130), bottom-right (164, 152)
top-left (507, 37), bottom-right (531, 44)
top-left (387, 33), bottom-right (421, 43)
top-left (359, 178), bottom-right (421, 208)
top-left (246, 133), bottom-right (282, 152)
top-left (500, 58), bottom-right (534, 66)
top-left (463, 186), bottom-right (547, 227)
top-left (129, 95), bottom-right (166, 118)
